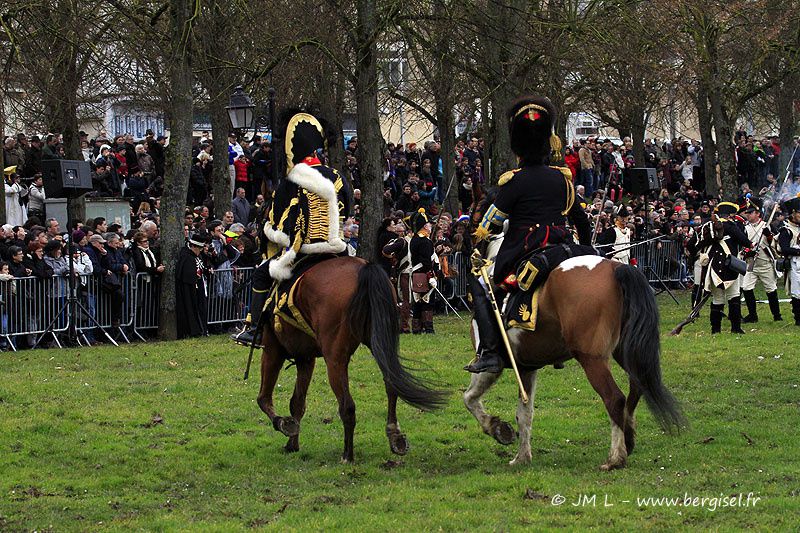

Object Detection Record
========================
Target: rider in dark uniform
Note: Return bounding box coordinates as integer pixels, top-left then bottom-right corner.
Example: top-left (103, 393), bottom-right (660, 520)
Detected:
top-left (232, 111), bottom-right (352, 347)
top-left (465, 95), bottom-right (591, 374)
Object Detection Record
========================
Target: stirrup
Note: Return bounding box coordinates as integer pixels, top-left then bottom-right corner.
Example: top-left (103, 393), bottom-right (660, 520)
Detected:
top-left (464, 352), bottom-right (503, 374)
top-left (230, 328), bottom-right (263, 349)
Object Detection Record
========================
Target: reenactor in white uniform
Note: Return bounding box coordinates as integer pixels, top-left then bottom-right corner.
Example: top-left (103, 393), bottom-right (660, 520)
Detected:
top-left (741, 206), bottom-right (782, 322)
top-left (777, 196), bottom-right (800, 326)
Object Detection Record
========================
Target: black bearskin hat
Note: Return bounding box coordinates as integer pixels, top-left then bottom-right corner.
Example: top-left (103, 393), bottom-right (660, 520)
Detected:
top-left (284, 112), bottom-right (325, 172)
top-left (411, 210), bottom-right (430, 234)
top-left (507, 95), bottom-right (558, 165)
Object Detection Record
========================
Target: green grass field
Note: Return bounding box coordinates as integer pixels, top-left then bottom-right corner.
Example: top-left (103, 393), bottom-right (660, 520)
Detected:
top-left (1, 291), bottom-right (798, 531)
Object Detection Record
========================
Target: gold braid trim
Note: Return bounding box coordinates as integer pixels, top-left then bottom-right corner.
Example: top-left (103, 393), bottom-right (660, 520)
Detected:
top-left (512, 103), bottom-right (548, 121)
top-left (551, 166), bottom-right (575, 215)
top-left (498, 168), bottom-right (520, 186)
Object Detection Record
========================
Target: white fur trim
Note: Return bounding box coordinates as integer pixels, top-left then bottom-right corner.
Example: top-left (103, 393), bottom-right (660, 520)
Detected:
top-left (269, 248), bottom-right (297, 281)
top-left (287, 163), bottom-right (343, 253)
top-left (263, 221), bottom-right (290, 247)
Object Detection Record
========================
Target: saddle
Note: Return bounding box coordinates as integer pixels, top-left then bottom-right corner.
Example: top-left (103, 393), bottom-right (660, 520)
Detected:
top-left (267, 254), bottom-right (339, 338)
top-left (504, 243), bottom-right (598, 332)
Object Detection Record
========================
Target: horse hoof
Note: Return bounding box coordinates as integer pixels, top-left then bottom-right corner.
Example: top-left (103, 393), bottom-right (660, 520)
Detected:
top-left (600, 460), bottom-right (626, 472)
top-left (284, 442), bottom-right (299, 453)
top-left (340, 455), bottom-right (354, 464)
top-left (389, 433), bottom-right (409, 456)
top-left (492, 421), bottom-right (517, 446)
top-left (277, 417), bottom-right (300, 437)
top-left (509, 453), bottom-right (531, 466)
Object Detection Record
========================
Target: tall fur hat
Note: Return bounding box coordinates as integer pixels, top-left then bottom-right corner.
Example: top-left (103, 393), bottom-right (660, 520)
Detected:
top-left (284, 112), bottom-right (325, 172)
top-left (507, 95), bottom-right (560, 165)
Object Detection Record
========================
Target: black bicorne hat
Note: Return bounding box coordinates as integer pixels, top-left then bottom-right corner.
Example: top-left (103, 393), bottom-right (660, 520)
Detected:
top-left (411, 210), bottom-right (429, 234)
top-left (285, 112), bottom-right (325, 172)
top-left (614, 205), bottom-right (631, 218)
top-left (782, 195), bottom-right (800, 214)
top-left (507, 95), bottom-right (558, 165)
top-left (714, 201), bottom-right (740, 220)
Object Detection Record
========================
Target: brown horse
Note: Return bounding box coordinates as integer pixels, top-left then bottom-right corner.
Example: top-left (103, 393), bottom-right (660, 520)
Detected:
top-left (256, 256), bottom-right (446, 462)
top-left (464, 254), bottom-right (685, 470)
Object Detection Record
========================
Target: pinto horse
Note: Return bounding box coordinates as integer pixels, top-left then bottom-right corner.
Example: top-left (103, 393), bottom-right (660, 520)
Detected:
top-left (256, 256), bottom-right (446, 462)
top-left (464, 201), bottom-right (685, 470)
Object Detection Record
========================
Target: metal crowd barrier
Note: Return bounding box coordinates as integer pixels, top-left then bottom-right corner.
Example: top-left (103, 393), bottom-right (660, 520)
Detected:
top-left (206, 268), bottom-right (254, 325)
top-left (0, 267), bottom-right (255, 350)
top-left (629, 238), bottom-right (690, 286)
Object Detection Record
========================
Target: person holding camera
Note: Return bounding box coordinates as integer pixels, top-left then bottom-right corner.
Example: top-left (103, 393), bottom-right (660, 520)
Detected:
top-left (4, 167), bottom-right (28, 226)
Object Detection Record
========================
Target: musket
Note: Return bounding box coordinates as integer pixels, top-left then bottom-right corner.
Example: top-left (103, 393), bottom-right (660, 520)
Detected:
top-left (596, 234), bottom-right (665, 256)
top-left (749, 142), bottom-right (800, 265)
top-left (669, 291), bottom-right (711, 335)
top-left (590, 177), bottom-right (614, 247)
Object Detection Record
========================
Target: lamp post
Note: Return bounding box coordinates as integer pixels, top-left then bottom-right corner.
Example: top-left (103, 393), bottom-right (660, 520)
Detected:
top-left (226, 86), bottom-right (278, 189)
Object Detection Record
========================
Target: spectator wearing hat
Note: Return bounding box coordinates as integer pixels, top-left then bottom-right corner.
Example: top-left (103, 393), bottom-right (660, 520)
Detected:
top-left (148, 135), bottom-right (167, 180)
top-left (176, 233), bottom-right (210, 338)
top-left (25, 136), bottom-right (43, 178)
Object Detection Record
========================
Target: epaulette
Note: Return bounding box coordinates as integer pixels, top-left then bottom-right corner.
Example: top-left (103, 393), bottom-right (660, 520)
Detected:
top-left (549, 165), bottom-right (573, 182)
top-left (498, 168), bottom-right (520, 186)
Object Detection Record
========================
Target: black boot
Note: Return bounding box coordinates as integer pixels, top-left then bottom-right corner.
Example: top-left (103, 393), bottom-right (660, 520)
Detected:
top-left (728, 297), bottom-right (745, 334)
top-left (792, 298), bottom-right (800, 326)
top-left (767, 291), bottom-right (783, 321)
top-left (423, 310), bottom-right (435, 334)
top-left (464, 278), bottom-right (503, 374)
top-left (741, 290), bottom-right (758, 323)
top-left (710, 303), bottom-right (724, 334)
top-left (231, 289), bottom-right (269, 348)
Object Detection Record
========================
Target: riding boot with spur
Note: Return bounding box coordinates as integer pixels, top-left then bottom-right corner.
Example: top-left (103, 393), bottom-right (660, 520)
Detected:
top-left (767, 291), bottom-right (782, 321)
top-left (231, 288), bottom-right (269, 348)
top-left (464, 279), bottom-right (503, 374)
top-left (710, 303), bottom-right (724, 334)
top-left (741, 290), bottom-right (758, 323)
top-left (728, 297), bottom-right (745, 334)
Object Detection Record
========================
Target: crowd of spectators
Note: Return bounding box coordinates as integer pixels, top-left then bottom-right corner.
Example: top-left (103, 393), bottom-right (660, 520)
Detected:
top-left (2, 123), bottom-right (800, 347)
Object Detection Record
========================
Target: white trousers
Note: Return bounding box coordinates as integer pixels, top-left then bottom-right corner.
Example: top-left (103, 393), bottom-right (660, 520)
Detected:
top-left (741, 258), bottom-right (777, 292)
top-left (711, 277), bottom-right (740, 305)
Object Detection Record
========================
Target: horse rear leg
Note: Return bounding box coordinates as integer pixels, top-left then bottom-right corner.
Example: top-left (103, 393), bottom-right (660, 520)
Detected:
top-left (325, 359), bottom-right (356, 463)
top-left (285, 357), bottom-right (316, 453)
top-left (463, 370), bottom-right (516, 445)
top-left (510, 370), bottom-right (538, 466)
top-left (624, 378), bottom-right (641, 455)
top-left (385, 384), bottom-right (408, 455)
top-left (575, 354), bottom-right (627, 471)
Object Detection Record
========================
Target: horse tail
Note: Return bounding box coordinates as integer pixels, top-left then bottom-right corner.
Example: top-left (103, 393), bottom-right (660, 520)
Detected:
top-left (614, 264), bottom-right (686, 432)
top-left (347, 263), bottom-right (447, 411)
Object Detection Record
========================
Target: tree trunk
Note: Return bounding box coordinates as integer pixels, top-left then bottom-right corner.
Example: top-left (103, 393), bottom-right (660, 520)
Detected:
top-left (776, 74), bottom-right (798, 180)
top-left (631, 121), bottom-right (646, 170)
top-left (708, 88), bottom-right (737, 199)
top-left (436, 101), bottom-right (456, 214)
top-left (158, 0), bottom-right (195, 340)
top-left (0, 117), bottom-right (5, 224)
top-left (696, 84), bottom-right (716, 193)
top-left (210, 99), bottom-right (232, 216)
top-left (316, 63), bottom-right (345, 174)
top-left (353, 0), bottom-right (385, 263)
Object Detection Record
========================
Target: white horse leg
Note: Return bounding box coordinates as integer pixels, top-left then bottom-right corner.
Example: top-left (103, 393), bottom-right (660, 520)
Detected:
top-left (510, 369), bottom-right (538, 466)
top-left (463, 370), bottom-right (502, 434)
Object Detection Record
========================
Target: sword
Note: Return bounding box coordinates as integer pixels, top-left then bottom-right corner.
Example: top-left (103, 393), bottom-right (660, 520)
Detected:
top-left (477, 258), bottom-right (528, 404)
top-left (432, 285), bottom-right (464, 320)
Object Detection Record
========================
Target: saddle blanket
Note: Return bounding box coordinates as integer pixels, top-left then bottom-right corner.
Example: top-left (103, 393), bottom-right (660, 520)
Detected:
top-left (267, 254), bottom-right (338, 338)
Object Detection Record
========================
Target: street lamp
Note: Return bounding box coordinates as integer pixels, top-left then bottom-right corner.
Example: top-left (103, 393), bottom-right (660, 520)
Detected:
top-left (227, 85), bottom-right (279, 187)
top-left (226, 86), bottom-right (255, 131)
